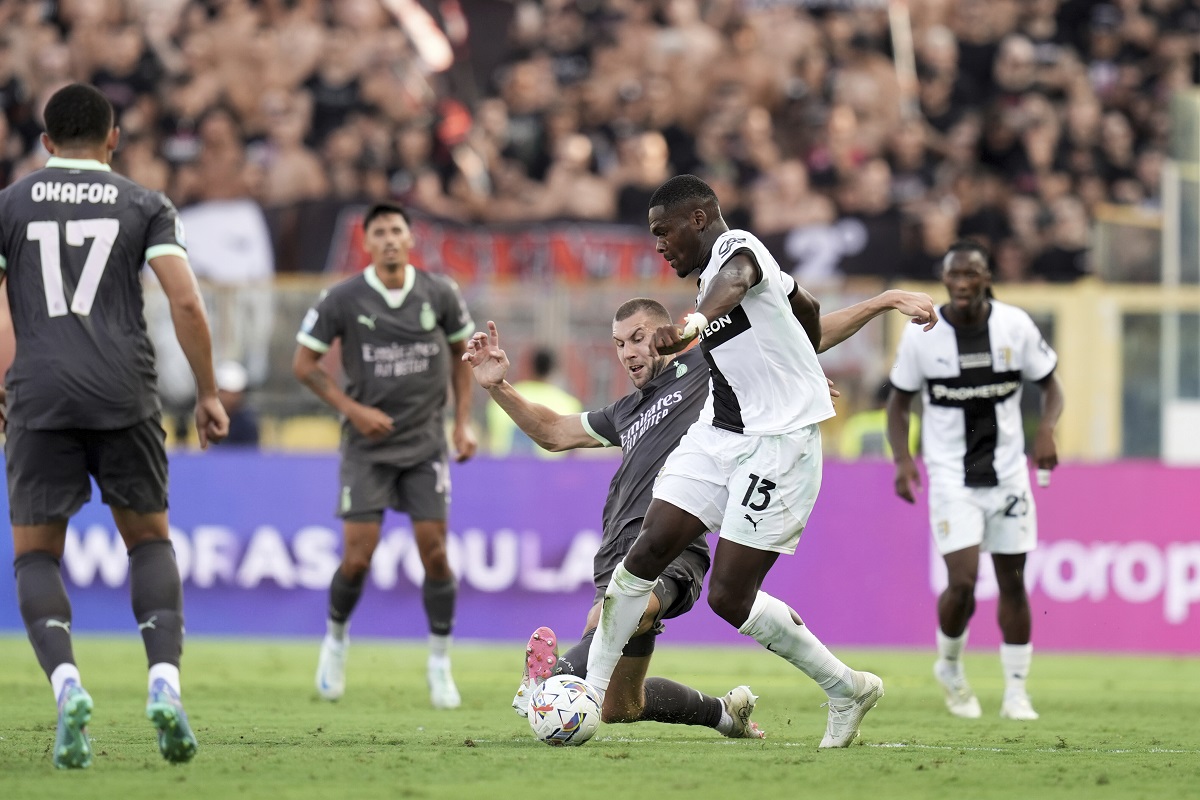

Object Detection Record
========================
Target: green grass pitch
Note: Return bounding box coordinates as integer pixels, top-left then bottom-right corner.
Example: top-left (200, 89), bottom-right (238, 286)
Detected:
top-left (2, 636), bottom-right (1198, 800)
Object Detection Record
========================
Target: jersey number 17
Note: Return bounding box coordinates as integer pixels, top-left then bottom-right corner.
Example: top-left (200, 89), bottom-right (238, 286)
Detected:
top-left (26, 218), bottom-right (119, 317)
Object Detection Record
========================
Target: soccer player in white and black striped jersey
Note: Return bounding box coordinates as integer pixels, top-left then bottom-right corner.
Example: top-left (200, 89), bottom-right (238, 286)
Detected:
top-left (887, 240), bottom-right (1064, 722)
top-left (577, 175), bottom-right (939, 748)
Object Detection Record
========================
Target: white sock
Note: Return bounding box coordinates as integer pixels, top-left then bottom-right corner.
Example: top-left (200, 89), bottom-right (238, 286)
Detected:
top-left (1000, 643), bottom-right (1032, 695)
top-left (50, 663), bottom-right (82, 703)
top-left (327, 619), bottom-right (348, 641)
top-left (149, 662), bottom-right (181, 696)
top-left (715, 707), bottom-right (736, 736)
top-left (585, 562), bottom-right (656, 695)
top-left (937, 628), bottom-right (968, 673)
top-left (738, 591), bottom-right (857, 699)
top-left (429, 634), bottom-right (452, 660)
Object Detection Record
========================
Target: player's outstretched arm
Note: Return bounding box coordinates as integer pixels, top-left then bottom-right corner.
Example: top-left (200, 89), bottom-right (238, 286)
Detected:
top-left (292, 345), bottom-right (395, 441)
top-left (817, 289), bottom-right (938, 354)
top-left (148, 253), bottom-right (229, 448)
top-left (887, 387), bottom-right (921, 503)
top-left (462, 321), bottom-right (600, 452)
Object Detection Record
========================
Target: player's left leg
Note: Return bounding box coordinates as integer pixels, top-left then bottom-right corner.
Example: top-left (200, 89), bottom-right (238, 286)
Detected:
top-left (413, 518), bottom-right (460, 708)
top-left (95, 418), bottom-right (195, 762)
top-left (993, 552), bottom-right (1038, 720)
top-left (986, 477), bottom-right (1038, 721)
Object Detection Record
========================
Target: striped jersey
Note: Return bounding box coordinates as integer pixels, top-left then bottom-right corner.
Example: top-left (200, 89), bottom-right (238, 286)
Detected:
top-left (890, 300), bottom-right (1057, 488)
top-left (693, 229), bottom-right (834, 435)
top-left (0, 156), bottom-right (187, 430)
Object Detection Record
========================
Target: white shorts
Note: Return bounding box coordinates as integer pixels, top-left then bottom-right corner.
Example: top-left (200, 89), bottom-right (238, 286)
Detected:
top-left (652, 422), bottom-right (822, 555)
top-left (928, 473), bottom-right (1038, 556)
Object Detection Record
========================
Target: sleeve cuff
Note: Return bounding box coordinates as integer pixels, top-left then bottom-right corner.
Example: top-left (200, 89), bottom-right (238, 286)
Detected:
top-left (447, 321), bottom-right (475, 343)
top-left (145, 244), bottom-right (188, 262)
top-left (580, 412), bottom-right (616, 447)
top-left (296, 331), bottom-right (331, 354)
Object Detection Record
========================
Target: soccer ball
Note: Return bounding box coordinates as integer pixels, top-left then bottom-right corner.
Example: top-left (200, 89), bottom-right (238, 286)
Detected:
top-left (527, 675), bottom-right (602, 746)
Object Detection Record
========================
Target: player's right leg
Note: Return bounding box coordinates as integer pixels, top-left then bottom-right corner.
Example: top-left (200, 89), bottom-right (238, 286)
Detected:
top-left (585, 501), bottom-right (709, 699)
top-left (318, 517), bottom-right (382, 700)
top-left (929, 484), bottom-right (988, 718)
top-left (8, 426), bottom-right (94, 768)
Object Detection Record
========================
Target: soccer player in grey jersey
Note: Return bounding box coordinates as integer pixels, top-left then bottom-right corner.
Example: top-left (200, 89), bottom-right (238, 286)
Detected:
top-left (466, 287), bottom-right (936, 738)
top-left (0, 83), bottom-right (228, 768)
top-left (294, 202), bottom-right (476, 709)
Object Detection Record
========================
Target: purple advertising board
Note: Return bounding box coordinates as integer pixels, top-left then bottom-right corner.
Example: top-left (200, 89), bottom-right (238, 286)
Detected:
top-left (0, 455), bottom-right (1196, 653)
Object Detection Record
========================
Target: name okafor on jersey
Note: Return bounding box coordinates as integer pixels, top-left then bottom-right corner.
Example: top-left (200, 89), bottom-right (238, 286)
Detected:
top-left (0, 157), bottom-right (187, 430)
top-left (297, 264), bottom-right (474, 465)
top-left (693, 230), bottom-right (834, 435)
top-left (581, 348), bottom-right (711, 571)
top-left (890, 300), bottom-right (1057, 488)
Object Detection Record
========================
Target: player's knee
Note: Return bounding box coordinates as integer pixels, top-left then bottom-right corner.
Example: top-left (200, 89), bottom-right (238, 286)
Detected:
top-left (945, 573), bottom-right (977, 598)
top-left (707, 585), bottom-right (752, 627)
top-left (339, 556), bottom-right (372, 581)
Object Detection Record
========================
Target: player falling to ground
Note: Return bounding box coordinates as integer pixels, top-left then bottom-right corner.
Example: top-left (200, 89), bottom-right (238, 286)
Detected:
top-left (294, 202), bottom-right (476, 709)
top-left (886, 240), bottom-right (1064, 722)
top-left (465, 284), bottom-right (936, 739)
top-left (0, 83), bottom-right (229, 768)
top-left (505, 175), bottom-right (935, 747)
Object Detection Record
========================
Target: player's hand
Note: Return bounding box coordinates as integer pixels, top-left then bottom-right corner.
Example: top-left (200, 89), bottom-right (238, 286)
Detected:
top-left (651, 323), bottom-right (692, 356)
top-left (1033, 425), bottom-right (1058, 471)
top-left (888, 290), bottom-right (939, 331)
top-left (893, 457), bottom-right (922, 504)
top-left (452, 422), bottom-right (477, 463)
top-left (461, 321), bottom-right (510, 389)
top-left (348, 403), bottom-right (395, 441)
top-left (195, 393), bottom-right (230, 449)
top-left (827, 378), bottom-right (840, 406)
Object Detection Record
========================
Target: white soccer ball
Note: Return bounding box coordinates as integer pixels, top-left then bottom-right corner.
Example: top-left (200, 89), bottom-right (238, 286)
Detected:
top-left (527, 675), bottom-right (603, 746)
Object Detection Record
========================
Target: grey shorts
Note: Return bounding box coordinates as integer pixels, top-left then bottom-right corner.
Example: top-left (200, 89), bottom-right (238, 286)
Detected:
top-left (336, 455), bottom-right (449, 521)
top-left (6, 415), bottom-right (169, 525)
top-left (593, 519), bottom-right (708, 624)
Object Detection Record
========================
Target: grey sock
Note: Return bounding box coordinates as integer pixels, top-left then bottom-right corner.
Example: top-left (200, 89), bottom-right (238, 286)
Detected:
top-left (15, 551), bottom-right (76, 680)
top-left (128, 539), bottom-right (185, 668)
top-left (422, 578), bottom-right (456, 636)
top-left (641, 677), bottom-right (723, 727)
top-left (329, 568), bottom-right (366, 624)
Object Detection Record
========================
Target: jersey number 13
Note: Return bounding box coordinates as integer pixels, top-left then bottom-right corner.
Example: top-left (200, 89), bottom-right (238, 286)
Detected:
top-left (26, 218), bottom-right (119, 317)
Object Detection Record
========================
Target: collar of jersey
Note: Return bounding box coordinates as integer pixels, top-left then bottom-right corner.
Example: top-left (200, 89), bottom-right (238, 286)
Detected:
top-left (46, 157), bottom-right (111, 172)
top-left (365, 264), bottom-right (415, 308)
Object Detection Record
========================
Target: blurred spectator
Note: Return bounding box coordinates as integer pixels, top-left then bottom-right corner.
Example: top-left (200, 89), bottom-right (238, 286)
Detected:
top-left (1030, 195), bottom-right (1091, 281)
top-left (487, 347), bottom-right (581, 459)
top-left (216, 361), bottom-right (261, 448)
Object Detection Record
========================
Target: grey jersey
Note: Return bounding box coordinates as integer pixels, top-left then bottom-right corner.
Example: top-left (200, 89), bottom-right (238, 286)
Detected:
top-left (582, 348), bottom-right (711, 570)
top-left (0, 157), bottom-right (186, 430)
top-left (297, 264), bottom-right (474, 465)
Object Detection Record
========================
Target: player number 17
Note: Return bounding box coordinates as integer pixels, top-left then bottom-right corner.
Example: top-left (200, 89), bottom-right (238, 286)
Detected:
top-left (26, 218), bottom-right (120, 317)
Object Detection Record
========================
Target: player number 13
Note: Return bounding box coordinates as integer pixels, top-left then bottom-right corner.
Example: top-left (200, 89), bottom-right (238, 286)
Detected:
top-left (741, 473), bottom-right (776, 511)
top-left (26, 218), bottom-right (120, 317)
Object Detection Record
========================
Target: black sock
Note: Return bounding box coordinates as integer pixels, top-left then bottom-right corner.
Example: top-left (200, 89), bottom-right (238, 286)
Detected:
top-left (641, 677), bottom-right (724, 727)
top-left (422, 578), bottom-right (456, 636)
top-left (128, 539), bottom-right (185, 668)
top-left (329, 568), bottom-right (365, 624)
top-left (556, 628), bottom-right (594, 678)
top-left (15, 551), bottom-right (76, 680)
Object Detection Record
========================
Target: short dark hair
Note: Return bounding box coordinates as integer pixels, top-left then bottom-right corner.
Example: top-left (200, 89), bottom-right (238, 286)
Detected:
top-left (363, 202), bottom-right (411, 231)
top-left (614, 298), bottom-right (672, 325)
top-left (532, 347), bottom-right (556, 378)
top-left (944, 239), bottom-right (995, 297)
top-left (647, 174), bottom-right (719, 213)
top-left (43, 84), bottom-right (114, 147)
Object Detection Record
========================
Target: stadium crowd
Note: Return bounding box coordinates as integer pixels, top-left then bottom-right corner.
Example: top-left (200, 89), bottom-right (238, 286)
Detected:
top-left (0, 0), bottom-right (1195, 284)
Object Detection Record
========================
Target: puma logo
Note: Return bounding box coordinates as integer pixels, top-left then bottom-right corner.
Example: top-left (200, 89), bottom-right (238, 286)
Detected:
top-left (138, 615), bottom-right (158, 632)
top-left (44, 619), bottom-right (71, 633)
top-left (744, 514), bottom-right (761, 531)
top-left (357, 314), bottom-right (377, 330)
